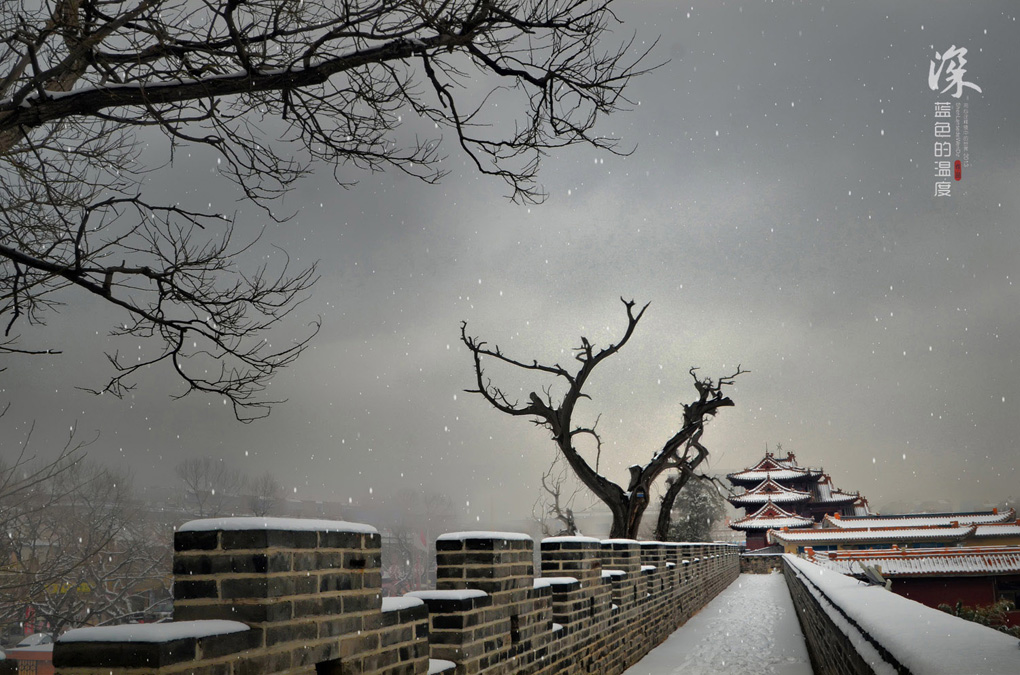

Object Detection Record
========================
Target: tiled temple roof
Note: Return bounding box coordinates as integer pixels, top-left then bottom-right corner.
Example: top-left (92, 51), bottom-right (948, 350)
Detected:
top-left (769, 524), bottom-right (976, 546)
top-left (973, 521), bottom-right (1020, 538)
top-left (803, 545), bottom-right (1020, 577)
top-left (728, 477), bottom-right (812, 506)
top-left (811, 475), bottom-right (859, 504)
top-left (726, 452), bottom-right (823, 485)
top-left (823, 508), bottom-right (1016, 530)
top-left (730, 501), bottom-right (814, 531)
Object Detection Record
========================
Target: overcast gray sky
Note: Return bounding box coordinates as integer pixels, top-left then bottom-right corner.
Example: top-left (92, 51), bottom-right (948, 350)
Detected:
top-left (3, 0), bottom-right (1019, 528)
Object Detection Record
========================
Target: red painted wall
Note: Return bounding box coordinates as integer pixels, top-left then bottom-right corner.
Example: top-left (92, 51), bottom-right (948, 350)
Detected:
top-left (745, 532), bottom-right (768, 550)
top-left (891, 576), bottom-right (996, 609)
top-left (881, 574), bottom-right (1020, 627)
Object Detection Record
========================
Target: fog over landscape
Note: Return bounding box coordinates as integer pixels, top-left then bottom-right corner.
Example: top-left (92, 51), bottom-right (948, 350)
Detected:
top-left (3, 1), bottom-right (1019, 529)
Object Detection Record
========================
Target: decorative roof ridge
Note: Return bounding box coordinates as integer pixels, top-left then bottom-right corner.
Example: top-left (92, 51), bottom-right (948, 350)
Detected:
top-left (840, 507), bottom-right (1014, 521)
top-left (812, 485), bottom-right (860, 503)
top-left (813, 544), bottom-right (1020, 560)
top-left (737, 499), bottom-right (814, 522)
top-left (977, 518), bottom-right (1020, 526)
top-left (814, 523), bottom-right (978, 533)
top-left (741, 476), bottom-right (812, 495)
top-left (825, 508), bottom-right (1016, 528)
top-left (769, 525), bottom-right (977, 544)
top-left (726, 466), bottom-right (824, 481)
top-left (731, 499), bottom-right (815, 531)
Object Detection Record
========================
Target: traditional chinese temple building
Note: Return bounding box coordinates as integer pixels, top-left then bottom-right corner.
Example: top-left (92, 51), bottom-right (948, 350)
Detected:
top-left (729, 450), bottom-right (1020, 619)
top-left (727, 449), bottom-right (871, 550)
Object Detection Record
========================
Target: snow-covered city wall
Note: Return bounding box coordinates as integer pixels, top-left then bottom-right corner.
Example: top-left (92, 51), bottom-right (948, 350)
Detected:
top-left (51, 519), bottom-right (739, 675)
top-left (783, 554), bottom-right (1020, 675)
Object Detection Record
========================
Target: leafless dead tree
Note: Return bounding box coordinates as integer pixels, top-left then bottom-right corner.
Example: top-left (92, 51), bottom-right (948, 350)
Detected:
top-left (0, 413), bottom-right (91, 538)
top-left (462, 298), bottom-right (746, 539)
top-left (175, 456), bottom-right (243, 517)
top-left (1, 451), bottom-right (171, 636)
top-left (0, 1), bottom-right (654, 419)
top-left (532, 453), bottom-right (585, 537)
top-left (244, 470), bottom-right (282, 516)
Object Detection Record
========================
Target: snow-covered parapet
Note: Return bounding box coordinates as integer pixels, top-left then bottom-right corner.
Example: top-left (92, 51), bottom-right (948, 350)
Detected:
top-left (178, 515), bottom-right (378, 534)
top-left (54, 621), bottom-right (257, 670)
top-left (541, 535), bottom-right (603, 585)
top-left (405, 589), bottom-right (492, 613)
top-left (55, 516), bottom-right (431, 673)
top-left (436, 530), bottom-right (534, 543)
top-left (428, 658), bottom-right (457, 674)
top-left (600, 538), bottom-right (642, 575)
top-left (172, 516), bottom-right (384, 624)
top-left (784, 555), bottom-right (1020, 675)
top-left (55, 516), bottom-right (743, 675)
top-left (435, 530), bottom-right (535, 598)
top-left (533, 576), bottom-right (581, 589)
top-left (59, 621), bottom-right (249, 643)
top-left (541, 535), bottom-right (601, 545)
top-left (381, 596), bottom-right (425, 613)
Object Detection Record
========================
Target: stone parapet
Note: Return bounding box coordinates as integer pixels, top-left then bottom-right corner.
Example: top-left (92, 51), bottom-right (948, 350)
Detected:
top-left (783, 554), bottom-right (1020, 675)
top-left (53, 518), bottom-right (740, 675)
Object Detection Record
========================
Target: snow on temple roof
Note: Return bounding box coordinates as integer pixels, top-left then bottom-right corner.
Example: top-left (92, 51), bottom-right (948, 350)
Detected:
top-left (812, 475), bottom-right (858, 503)
top-left (730, 501), bottom-right (814, 531)
top-left (824, 508), bottom-right (1015, 530)
top-left (973, 521), bottom-right (1020, 538)
top-left (773, 452), bottom-right (800, 468)
top-left (726, 468), bottom-right (823, 484)
top-left (852, 497), bottom-right (875, 516)
top-left (726, 450), bottom-right (825, 484)
top-left (803, 546), bottom-right (1020, 577)
top-left (770, 524), bottom-right (976, 545)
top-left (728, 477), bottom-right (812, 505)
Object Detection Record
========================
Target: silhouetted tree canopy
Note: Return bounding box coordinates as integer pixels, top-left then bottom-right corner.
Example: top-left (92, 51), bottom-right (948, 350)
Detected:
top-left (1, 0), bottom-right (651, 418)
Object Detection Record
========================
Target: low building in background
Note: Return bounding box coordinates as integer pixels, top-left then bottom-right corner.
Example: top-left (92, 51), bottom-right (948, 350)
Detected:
top-left (769, 508), bottom-right (1020, 554)
top-left (803, 545), bottom-right (1020, 626)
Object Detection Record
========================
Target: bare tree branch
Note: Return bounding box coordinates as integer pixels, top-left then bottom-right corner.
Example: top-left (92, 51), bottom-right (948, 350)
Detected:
top-left (175, 456), bottom-right (244, 517)
top-left (1, 1), bottom-right (655, 417)
top-left (463, 298), bottom-right (746, 539)
top-left (0, 420), bottom-right (171, 635)
top-left (532, 453), bottom-right (588, 537)
top-left (244, 470), bottom-right (282, 516)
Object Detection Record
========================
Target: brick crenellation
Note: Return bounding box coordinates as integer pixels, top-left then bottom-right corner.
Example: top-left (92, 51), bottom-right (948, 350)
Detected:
top-left (53, 519), bottom-right (739, 675)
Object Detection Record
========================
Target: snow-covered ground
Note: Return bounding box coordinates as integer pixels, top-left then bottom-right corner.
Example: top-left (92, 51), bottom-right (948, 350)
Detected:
top-left (624, 573), bottom-right (812, 675)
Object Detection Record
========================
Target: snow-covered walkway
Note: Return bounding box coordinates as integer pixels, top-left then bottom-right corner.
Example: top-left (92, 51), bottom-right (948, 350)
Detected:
top-left (624, 573), bottom-right (813, 675)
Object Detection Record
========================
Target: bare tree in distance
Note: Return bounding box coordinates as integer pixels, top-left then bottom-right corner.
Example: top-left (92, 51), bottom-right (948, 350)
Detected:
top-left (1, 451), bottom-right (172, 636)
top-left (244, 471), bottom-right (282, 517)
top-left (382, 490), bottom-right (457, 595)
top-left (0, 411), bottom-right (92, 537)
top-left (533, 454), bottom-right (587, 537)
top-left (175, 457), bottom-right (244, 518)
top-left (462, 298), bottom-right (746, 539)
top-left (0, 0), bottom-right (655, 419)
